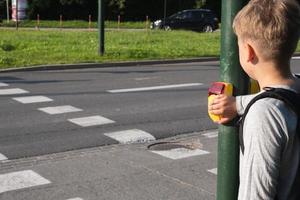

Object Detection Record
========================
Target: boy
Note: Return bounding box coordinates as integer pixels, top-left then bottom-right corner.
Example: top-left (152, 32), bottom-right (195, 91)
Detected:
top-left (209, 0), bottom-right (300, 199)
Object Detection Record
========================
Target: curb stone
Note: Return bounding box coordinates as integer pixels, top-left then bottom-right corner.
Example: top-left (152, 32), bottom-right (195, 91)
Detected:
top-left (1, 52), bottom-right (299, 73)
top-left (0, 57), bottom-right (219, 73)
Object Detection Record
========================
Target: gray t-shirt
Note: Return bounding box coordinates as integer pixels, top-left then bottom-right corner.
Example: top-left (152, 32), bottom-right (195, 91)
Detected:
top-left (236, 86), bottom-right (300, 200)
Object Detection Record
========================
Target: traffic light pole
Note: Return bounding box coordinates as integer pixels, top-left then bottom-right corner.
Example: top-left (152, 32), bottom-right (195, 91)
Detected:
top-left (163, 0), bottom-right (167, 26)
top-left (217, 0), bottom-right (249, 199)
top-left (98, 0), bottom-right (104, 55)
top-left (16, 0), bottom-right (18, 30)
top-left (6, 0), bottom-right (9, 23)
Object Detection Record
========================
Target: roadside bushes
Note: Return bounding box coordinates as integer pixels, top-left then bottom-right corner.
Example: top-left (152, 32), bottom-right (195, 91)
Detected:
top-left (24, 0), bottom-right (221, 21)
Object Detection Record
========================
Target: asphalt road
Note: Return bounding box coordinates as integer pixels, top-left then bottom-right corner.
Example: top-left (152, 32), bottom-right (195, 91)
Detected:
top-left (0, 59), bottom-right (299, 160)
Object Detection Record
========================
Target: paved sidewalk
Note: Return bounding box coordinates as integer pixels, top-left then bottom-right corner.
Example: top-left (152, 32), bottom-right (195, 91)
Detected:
top-left (0, 130), bottom-right (218, 200)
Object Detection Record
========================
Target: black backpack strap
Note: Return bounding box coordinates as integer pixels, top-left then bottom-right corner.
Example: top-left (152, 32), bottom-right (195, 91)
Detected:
top-left (239, 87), bottom-right (300, 154)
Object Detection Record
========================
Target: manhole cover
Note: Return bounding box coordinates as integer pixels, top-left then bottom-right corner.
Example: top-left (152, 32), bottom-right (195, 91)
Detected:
top-left (147, 142), bottom-right (193, 151)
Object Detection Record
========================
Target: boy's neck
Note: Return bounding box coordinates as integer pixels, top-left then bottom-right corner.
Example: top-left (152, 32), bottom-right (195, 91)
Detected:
top-left (255, 61), bottom-right (295, 89)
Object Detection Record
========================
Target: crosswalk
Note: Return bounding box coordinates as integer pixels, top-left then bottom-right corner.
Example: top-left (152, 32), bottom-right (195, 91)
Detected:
top-left (13, 96), bottom-right (53, 104)
top-left (104, 129), bottom-right (156, 144)
top-left (68, 115), bottom-right (115, 127)
top-left (0, 80), bottom-right (218, 198)
top-left (150, 148), bottom-right (210, 160)
top-left (38, 105), bottom-right (83, 115)
top-left (207, 168), bottom-right (218, 175)
top-left (0, 132), bottom-right (218, 199)
top-left (0, 154), bottom-right (8, 162)
top-left (0, 88), bottom-right (29, 95)
top-left (0, 81), bottom-right (158, 158)
top-left (0, 170), bottom-right (51, 194)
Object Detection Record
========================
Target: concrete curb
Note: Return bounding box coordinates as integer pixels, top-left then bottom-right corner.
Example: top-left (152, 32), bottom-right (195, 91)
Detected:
top-left (0, 57), bottom-right (219, 73)
top-left (1, 52), bottom-right (299, 73)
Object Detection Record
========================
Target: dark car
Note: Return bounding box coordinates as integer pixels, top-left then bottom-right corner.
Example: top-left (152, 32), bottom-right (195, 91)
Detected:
top-left (151, 9), bottom-right (219, 32)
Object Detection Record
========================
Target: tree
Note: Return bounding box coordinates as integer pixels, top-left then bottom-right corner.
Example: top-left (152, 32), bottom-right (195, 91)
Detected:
top-left (60, 0), bottom-right (85, 5)
top-left (195, 0), bottom-right (206, 8)
top-left (203, 0), bottom-right (221, 19)
top-left (27, 0), bottom-right (61, 19)
top-left (107, 0), bottom-right (126, 18)
top-left (13, 0), bottom-right (222, 22)
top-left (0, 0), bottom-right (7, 21)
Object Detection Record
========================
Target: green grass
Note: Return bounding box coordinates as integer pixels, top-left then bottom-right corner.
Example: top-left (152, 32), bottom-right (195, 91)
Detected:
top-left (0, 20), bottom-right (147, 29)
top-left (0, 29), bottom-right (220, 69)
top-left (1, 29), bottom-right (299, 69)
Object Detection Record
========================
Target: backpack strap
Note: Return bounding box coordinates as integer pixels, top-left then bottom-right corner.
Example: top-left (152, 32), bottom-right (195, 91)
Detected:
top-left (239, 87), bottom-right (300, 154)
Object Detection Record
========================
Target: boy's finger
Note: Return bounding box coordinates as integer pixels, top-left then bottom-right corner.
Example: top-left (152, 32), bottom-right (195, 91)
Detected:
top-left (208, 107), bottom-right (223, 114)
top-left (217, 118), bottom-right (231, 124)
top-left (215, 94), bottom-right (226, 99)
top-left (210, 98), bottom-right (221, 106)
top-left (212, 95), bottom-right (227, 103)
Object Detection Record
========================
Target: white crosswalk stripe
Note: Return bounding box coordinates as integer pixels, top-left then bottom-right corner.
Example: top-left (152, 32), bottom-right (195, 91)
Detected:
top-left (207, 168), bottom-right (217, 175)
top-left (13, 96), bottom-right (53, 104)
top-left (0, 170), bottom-right (51, 194)
top-left (0, 82), bottom-right (8, 87)
top-left (68, 115), bottom-right (115, 127)
top-left (38, 105), bottom-right (82, 115)
top-left (0, 88), bottom-right (29, 95)
top-left (66, 198), bottom-right (84, 200)
top-left (150, 148), bottom-right (210, 160)
top-left (0, 153), bottom-right (8, 161)
top-left (202, 130), bottom-right (218, 138)
top-left (104, 129), bottom-right (155, 144)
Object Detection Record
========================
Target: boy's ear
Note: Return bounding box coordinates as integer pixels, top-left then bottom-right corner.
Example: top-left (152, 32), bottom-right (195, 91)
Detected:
top-left (246, 43), bottom-right (256, 62)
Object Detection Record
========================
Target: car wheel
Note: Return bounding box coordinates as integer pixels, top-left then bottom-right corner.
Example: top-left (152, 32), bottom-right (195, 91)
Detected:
top-left (164, 26), bottom-right (171, 31)
top-left (203, 25), bottom-right (213, 33)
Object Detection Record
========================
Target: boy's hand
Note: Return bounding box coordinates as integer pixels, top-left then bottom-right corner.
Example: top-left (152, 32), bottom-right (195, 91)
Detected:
top-left (208, 94), bottom-right (237, 124)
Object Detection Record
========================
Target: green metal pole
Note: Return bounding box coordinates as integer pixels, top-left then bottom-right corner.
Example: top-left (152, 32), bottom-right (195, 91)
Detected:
top-left (98, 0), bottom-right (104, 55)
top-left (16, 0), bottom-right (18, 30)
top-left (163, 0), bottom-right (167, 26)
top-left (6, 0), bottom-right (9, 23)
top-left (217, 0), bottom-right (249, 200)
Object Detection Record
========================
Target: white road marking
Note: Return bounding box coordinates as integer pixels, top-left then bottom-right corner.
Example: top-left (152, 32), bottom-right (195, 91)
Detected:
top-left (0, 82), bottom-right (8, 87)
top-left (150, 148), bottom-right (210, 160)
top-left (202, 130), bottom-right (218, 138)
top-left (207, 168), bottom-right (217, 175)
top-left (13, 96), bottom-right (53, 104)
top-left (292, 56), bottom-right (300, 59)
top-left (104, 129), bottom-right (155, 144)
top-left (134, 76), bottom-right (159, 81)
top-left (66, 198), bottom-right (83, 200)
top-left (68, 115), bottom-right (115, 127)
top-left (0, 154), bottom-right (8, 161)
top-left (0, 170), bottom-right (51, 194)
top-left (38, 105), bottom-right (82, 115)
top-left (0, 88), bottom-right (29, 95)
top-left (107, 83), bottom-right (203, 93)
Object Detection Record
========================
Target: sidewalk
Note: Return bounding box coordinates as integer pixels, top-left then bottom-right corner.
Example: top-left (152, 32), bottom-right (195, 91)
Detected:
top-left (0, 130), bottom-right (218, 200)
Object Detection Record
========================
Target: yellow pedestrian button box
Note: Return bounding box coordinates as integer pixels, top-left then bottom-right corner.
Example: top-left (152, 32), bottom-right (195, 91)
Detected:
top-left (208, 82), bottom-right (233, 122)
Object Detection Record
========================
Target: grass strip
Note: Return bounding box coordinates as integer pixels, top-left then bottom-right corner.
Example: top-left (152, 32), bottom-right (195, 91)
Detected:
top-left (0, 29), bottom-right (220, 69)
top-left (0, 29), bottom-right (299, 69)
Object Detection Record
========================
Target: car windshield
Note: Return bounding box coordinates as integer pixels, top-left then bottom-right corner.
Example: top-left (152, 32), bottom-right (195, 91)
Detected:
top-left (192, 11), bottom-right (204, 19)
top-left (169, 12), bottom-right (181, 19)
top-left (169, 11), bottom-right (192, 20)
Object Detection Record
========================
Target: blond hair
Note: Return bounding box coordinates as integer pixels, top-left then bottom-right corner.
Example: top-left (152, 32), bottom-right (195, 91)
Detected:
top-left (233, 0), bottom-right (300, 63)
